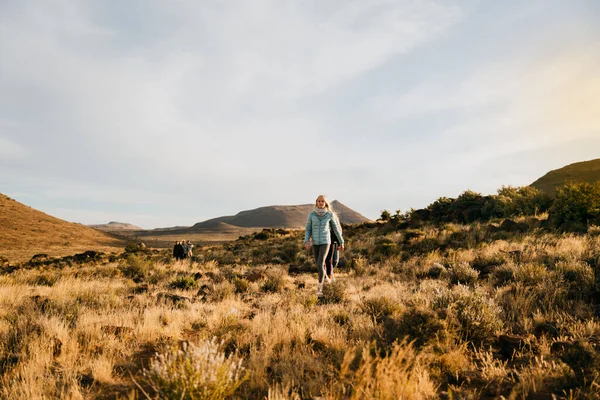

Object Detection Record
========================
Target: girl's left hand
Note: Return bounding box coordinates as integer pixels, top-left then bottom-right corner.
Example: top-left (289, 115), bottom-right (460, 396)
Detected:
top-left (339, 245), bottom-right (344, 251)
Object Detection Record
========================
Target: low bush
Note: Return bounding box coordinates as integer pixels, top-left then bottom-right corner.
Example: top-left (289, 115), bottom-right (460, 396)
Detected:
top-left (119, 254), bottom-right (151, 282)
top-left (233, 277), bottom-right (250, 294)
top-left (169, 276), bottom-right (197, 290)
top-left (384, 306), bottom-right (446, 348)
top-left (448, 262), bottom-right (479, 285)
top-left (426, 263), bottom-right (446, 279)
top-left (554, 261), bottom-right (594, 297)
top-left (338, 341), bottom-right (436, 399)
top-left (491, 264), bottom-right (517, 287)
top-left (144, 338), bottom-right (247, 400)
top-left (434, 285), bottom-right (503, 343)
top-left (360, 297), bottom-right (399, 324)
top-left (261, 269), bottom-right (287, 293)
top-left (321, 281), bottom-right (346, 304)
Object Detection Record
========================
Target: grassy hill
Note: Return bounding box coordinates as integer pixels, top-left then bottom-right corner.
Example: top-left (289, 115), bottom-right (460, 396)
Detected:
top-left (0, 193), bottom-right (126, 263)
top-left (192, 200), bottom-right (371, 230)
top-left (530, 158), bottom-right (600, 196)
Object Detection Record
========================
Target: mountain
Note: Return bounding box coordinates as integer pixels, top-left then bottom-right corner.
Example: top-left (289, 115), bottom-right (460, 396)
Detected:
top-left (0, 194), bottom-right (126, 263)
top-left (190, 200), bottom-right (371, 231)
top-left (530, 158), bottom-right (600, 196)
top-left (89, 221), bottom-right (143, 231)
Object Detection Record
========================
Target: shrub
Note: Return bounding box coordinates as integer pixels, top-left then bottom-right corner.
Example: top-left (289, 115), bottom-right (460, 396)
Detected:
top-left (214, 282), bottom-right (236, 302)
top-left (28, 272), bottom-right (58, 287)
top-left (332, 311), bottom-right (351, 326)
top-left (233, 277), bottom-right (250, 294)
top-left (427, 263), bottom-right (446, 279)
top-left (434, 285), bottom-right (503, 343)
top-left (338, 341), bottom-right (436, 399)
top-left (374, 237), bottom-right (397, 257)
top-left (360, 297), bottom-right (399, 324)
top-left (119, 254), bottom-right (151, 282)
top-left (260, 269), bottom-right (287, 293)
top-left (384, 307), bottom-right (446, 348)
top-left (144, 338), bottom-right (247, 399)
top-left (448, 262), bottom-right (479, 285)
top-left (491, 264), bottom-right (517, 287)
top-left (555, 261), bottom-right (594, 297)
top-left (494, 186), bottom-right (551, 218)
top-left (351, 256), bottom-right (369, 276)
top-left (549, 181), bottom-right (600, 231)
top-left (515, 263), bottom-right (550, 286)
top-left (254, 230), bottom-right (271, 240)
top-left (321, 281), bottom-right (346, 304)
top-left (279, 242), bottom-right (302, 263)
top-left (170, 276), bottom-right (198, 290)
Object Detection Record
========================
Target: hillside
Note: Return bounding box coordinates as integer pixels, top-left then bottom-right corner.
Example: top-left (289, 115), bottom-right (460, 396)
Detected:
top-left (0, 193), bottom-right (126, 263)
top-left (191, 200), bottom-right (370, 231)
top-left (530, 158), bottom-right (600, 196)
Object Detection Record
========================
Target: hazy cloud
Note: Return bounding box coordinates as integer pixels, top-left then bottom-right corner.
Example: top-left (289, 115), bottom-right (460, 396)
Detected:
top-left (1, 0), bottom-right (598, 228)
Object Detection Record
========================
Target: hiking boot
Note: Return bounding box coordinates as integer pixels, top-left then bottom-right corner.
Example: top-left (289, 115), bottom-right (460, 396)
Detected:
top-left (317, 283), bottom-right (323, 297)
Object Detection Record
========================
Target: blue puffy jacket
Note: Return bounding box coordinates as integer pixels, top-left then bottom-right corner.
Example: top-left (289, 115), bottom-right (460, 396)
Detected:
top-left (304, 210), bottom-right (344, 246)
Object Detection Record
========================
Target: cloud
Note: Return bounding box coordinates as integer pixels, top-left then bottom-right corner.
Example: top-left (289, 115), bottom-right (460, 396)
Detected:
top-left (1, 0), bottom-right (597, 229)
top-left (0, 121), bottom-right (27, 160)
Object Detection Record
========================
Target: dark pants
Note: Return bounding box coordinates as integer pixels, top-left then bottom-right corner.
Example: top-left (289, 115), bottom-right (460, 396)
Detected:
top-left (312, 244), bottom-right (330, 284)
top-left (325, 243), bottom-right (339, 277)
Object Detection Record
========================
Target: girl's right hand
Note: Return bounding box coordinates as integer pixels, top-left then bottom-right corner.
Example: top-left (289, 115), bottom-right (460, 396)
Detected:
top-left (304, 243), bottom-right (311, 251)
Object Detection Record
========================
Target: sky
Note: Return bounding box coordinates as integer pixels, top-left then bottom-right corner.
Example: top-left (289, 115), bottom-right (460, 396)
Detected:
top-left (1, 0), bottom-right (599, 229)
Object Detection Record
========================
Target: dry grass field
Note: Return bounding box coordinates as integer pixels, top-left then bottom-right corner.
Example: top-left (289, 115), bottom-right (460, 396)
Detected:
top-left (129, 228), bottom-right (264, 250)
top-left (2, 218), bottom-right (600, 399)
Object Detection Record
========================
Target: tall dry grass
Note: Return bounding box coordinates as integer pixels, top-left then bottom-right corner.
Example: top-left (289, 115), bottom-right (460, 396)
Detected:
top-left (1, 224), bottom-right (600, 398)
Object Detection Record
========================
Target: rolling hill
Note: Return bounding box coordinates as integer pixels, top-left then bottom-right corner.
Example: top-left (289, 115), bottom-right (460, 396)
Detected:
top-left (190, 200), bottom-right (371, 231)
top-left (0, 193), bottom-right (127, 263)
top-left (530, 158), bottom-right (600, 196)
top-left (89, 221), bottom-right (143, 231)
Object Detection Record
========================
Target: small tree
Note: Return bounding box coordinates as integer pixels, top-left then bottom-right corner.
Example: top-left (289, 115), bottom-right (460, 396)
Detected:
top-left (379, 209), bottom-right (391, 221)
top-left (549, 181), bottom-right (600, 231)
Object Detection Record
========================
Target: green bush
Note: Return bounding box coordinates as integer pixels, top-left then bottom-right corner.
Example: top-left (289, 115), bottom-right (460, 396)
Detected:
top-left (169, 276), bottom-right (197, 290)
top-left (549, 181), bottom-right (600, 231)
top-left (374, 237), bottom-right (397, 256)
top-left (144, 338), bottom-right (247, 399)
top-left (119, 254), bottom-right (151, 282)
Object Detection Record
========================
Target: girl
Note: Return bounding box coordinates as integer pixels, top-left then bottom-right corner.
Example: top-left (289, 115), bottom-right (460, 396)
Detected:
top-left (304, 195), bottom-right (344, 296)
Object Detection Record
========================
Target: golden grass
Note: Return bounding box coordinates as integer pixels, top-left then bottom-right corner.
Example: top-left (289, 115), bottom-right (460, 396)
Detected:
top-left (1, 222), bottom-right (600, 398)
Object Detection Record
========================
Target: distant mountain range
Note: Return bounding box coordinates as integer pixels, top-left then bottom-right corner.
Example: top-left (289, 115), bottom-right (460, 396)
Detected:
top-left (189, 200), bottom-right (370, 232)
top-left (5, 157), bottom-right (598, 263)
top-left (530, 158), bottom-right (600, 196)
top-left (89, 221), bottom-right (143, 231)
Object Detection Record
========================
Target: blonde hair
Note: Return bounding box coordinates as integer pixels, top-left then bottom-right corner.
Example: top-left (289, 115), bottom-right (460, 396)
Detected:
top-left (315, 194), bottom-right (333, 212)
